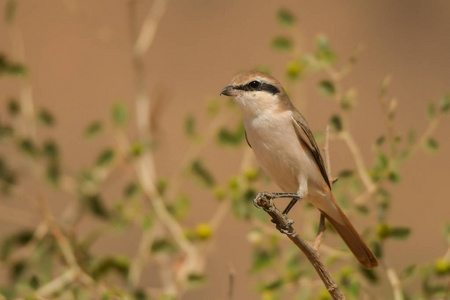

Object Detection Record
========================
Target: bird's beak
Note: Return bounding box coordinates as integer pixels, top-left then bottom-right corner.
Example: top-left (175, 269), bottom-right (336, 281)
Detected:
top-left (220, 85), bottom-right (237, 97)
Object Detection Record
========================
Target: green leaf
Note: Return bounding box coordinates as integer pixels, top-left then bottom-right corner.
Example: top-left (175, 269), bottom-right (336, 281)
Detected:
top-left (390, 226), bottom-right (411, 240)
top-left (188, 159), bottom-right (215, 188)
top-left (271, 36), bottom-right (292, 52)
top-left (400, 264), bottom-right (417, 279)
top-left (37, 109), bottom-right (55, 126)
top-left (318, 80), bottom-right (335, 98)
top-left (7, 98), bottom-right (20, 116)
top-left (340, 88), bottom-right (358, 111)
top-left (96, 148), bottom-right (115, 167)
top-left (84, 121), bottom-right (103, 138)
top-left (387, 171), bottom-right (401, 184)
top-left (184, 115), bottom-right (197, 139)
top-left (46, 161), bottom-right (60, 186)
top-left (0, 54), bottom-right (28, 76)
top-left (90, 256), bottom-right (129, 280)
top-left (151, 238), bottom-right (177, 254)
top-left (258, 278), bottom-right (284, 292)
top-left (82, 194), bottom-right (110, 219)
top-left (187, 273), bottom-right (207, 286)
top-left (1, 230), bottom-right (33, 261)
top-left (359, 265), bottom-right (378, 283)
top-left (329, 114), bottom-right (342, 132)
top-left (18, 138), bottom-right (39, 158)
top-left (123, 181), bottom-right (140, 199)
top-left (427, 102), bottom-right (436, 120)
top-left (376, 223), bottom-right (391, 239)
top-left (168, 194), bottom-right (190, 220)
top-left (217, 122), bottom-right (245, 146)
top-left (112, 102), bottom-right (129, 127)
top-left (251, 248), bottom-right (275, 273)
top-left (433, 258), bottom-right (450, 276)
top-left (285, 60), bottom-right (306, 80)
top-left (423, 137), bottom-right (439, 152)
top-left (443, 222), bottom-right (450, 244)
top-left (42, 140), bottom-right (59, 159)
top-left (277, 9), bottom-right (295, 26)
top-left (441, 94), bottom-right (450, 113)
top-left (5, 0), bottom-right (17, 23)
top-left (375, 136), bottom-right (385, 147)
top-left (315, 35), bottom-right (336, 64)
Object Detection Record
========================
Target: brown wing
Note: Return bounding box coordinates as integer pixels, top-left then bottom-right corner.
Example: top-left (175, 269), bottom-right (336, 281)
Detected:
top-left (291, 109), bottom-right (331, 188)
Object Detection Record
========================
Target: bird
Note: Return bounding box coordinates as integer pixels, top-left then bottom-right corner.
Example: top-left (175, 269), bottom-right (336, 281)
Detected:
top-left (220, 70), bottom-right (378, 269)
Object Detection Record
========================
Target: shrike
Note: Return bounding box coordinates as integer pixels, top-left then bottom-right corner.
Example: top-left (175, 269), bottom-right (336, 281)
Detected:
top-left (220, 71), bottom-right (378, 269)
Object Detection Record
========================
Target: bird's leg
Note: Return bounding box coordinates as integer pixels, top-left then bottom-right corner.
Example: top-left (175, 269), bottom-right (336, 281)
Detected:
top-left (253, 192), bottom-right (301, 236)
top-left (253, 192), bottom-right (301, 209)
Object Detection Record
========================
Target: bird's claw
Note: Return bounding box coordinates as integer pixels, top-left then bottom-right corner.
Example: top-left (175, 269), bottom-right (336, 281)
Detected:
top-left (272, 218), bottom-right (295, 235)
top-left (253, 192), bottom-right (273, 209)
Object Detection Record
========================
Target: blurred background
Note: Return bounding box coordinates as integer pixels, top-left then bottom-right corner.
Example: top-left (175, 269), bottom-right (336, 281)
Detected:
top-left (0, 1), bottom-right (449, 299)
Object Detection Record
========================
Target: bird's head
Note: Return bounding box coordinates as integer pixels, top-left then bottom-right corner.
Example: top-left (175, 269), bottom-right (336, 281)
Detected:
top-left (220, 71), bottom-right (290, 118)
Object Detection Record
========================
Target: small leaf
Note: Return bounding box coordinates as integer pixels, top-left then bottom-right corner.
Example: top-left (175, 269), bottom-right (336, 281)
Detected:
top-left (375, 136), bottom-right (385, 147)
top-left (271, 36), bottom-right (292, 52)
top-left (318, 80), bottom-right (336, 98)
top-left (5, 0), bottom-right (17, 23)
top-left (401, 264), bottom-right (417, 279)
top-left (285, 60), bottom-right (306, 80)
top-left (7, 98), bottom-right (20, 116)
top-left (82, 194), bottom-right (110, 219)
top-left (46, 161), bottom-right (60, 186)
top-left (427, 102), bottom-right (436, 120)
top-left (340, 88), bottom-right (357, 110)
top-left (168, 194), bottom-right (190, 220)
top-left (112, 102), bottom-right (129, 127)
top-left (423, 137), bottom-right (439, 152)
top-left (18, 138), bottom-right (39, 158)
top-left (90, 256), bottom-right (129, 280)
top-left (1, 231), bottom-right (34, 261)
top-left (84, 121), bottom-right (103, 138)
top-left (443, 222), bottom-right (450, 244)
top-left (277, 9), bottom-right (295, 26)
top-left (440, 94), bottom-right (450, 113)
top-left (315, 35), bottom-right (336, 64)
top-left (184, 115), bottom-right (197, 139)
top-left (433, 258), bottom-right (450, 276)
top-left (329, 115), bottom-right (342, 132)
top-left (390, 226), bottom-right (411, 240)
top-left (187, 273), bottom-right (207, 286)
top-left (96, 149), bottom-right (115, 167)
top-left (188, 159), bottom-right (215, 188)
top-left (123, 181), bottom-right (140, 199)
top-left (151, 239), bottom-right (177, 254)
top-left (376, 223), bottom-right (391, 239)
top-left (37, 109), bottom-right (55, 126)
top-left (359, 266), bottom-right (378, 283)
top-left (387, 171), bottom-right (401, 184)
top-left (42, 140), bottom-right (59, 159)
top-left (217, 122), bottom-right (245, 146)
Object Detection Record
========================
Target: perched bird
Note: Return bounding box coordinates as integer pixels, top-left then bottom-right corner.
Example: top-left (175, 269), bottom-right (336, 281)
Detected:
top-left (220, 71), bottom-right (378, 269)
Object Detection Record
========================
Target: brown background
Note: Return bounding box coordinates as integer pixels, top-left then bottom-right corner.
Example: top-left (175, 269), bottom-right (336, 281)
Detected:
top-left (1, 1), bottom-right (450, 299)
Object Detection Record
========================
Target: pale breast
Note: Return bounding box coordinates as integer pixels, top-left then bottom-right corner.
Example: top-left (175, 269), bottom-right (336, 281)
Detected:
top-left (244, 111), bottom-right (314, 193)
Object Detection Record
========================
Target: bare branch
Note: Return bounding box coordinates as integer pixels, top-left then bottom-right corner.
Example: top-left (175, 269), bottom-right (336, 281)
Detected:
top-left (255, 195), bottom-right (346, 300)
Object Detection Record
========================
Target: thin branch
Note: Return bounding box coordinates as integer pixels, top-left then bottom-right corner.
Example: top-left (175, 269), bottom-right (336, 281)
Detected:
top-left (255, 195), bottom-right (346, 300)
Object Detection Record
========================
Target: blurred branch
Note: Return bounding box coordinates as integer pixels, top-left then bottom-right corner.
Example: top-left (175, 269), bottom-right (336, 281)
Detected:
top-left (255, 194), bottom-right (346, 300)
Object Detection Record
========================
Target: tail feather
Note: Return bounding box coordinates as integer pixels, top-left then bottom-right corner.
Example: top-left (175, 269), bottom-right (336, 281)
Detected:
top-left (321, 197), bottom-right (379, 269)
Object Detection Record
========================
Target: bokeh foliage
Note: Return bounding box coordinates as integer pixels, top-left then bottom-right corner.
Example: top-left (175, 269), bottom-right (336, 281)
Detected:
top-left (1, 4), bottom-right (449, 300)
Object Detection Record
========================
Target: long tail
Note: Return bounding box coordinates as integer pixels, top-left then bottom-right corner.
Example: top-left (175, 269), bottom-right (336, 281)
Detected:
top-left (320, 196), bottom-right (379, 269)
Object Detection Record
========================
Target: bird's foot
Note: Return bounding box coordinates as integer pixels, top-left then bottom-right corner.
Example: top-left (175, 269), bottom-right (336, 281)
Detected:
top-left (253, 192), bottom-right (301, 209)
top-left (272, 218), bottom-right (295, 235)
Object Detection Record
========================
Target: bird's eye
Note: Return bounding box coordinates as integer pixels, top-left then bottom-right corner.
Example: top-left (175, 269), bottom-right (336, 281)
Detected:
top-left (249, 81), bottom-right (260, 88)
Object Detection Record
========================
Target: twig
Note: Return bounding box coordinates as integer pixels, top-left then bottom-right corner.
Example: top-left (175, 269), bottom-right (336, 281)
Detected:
top-left (256, 195), bottom-right (346, 300)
